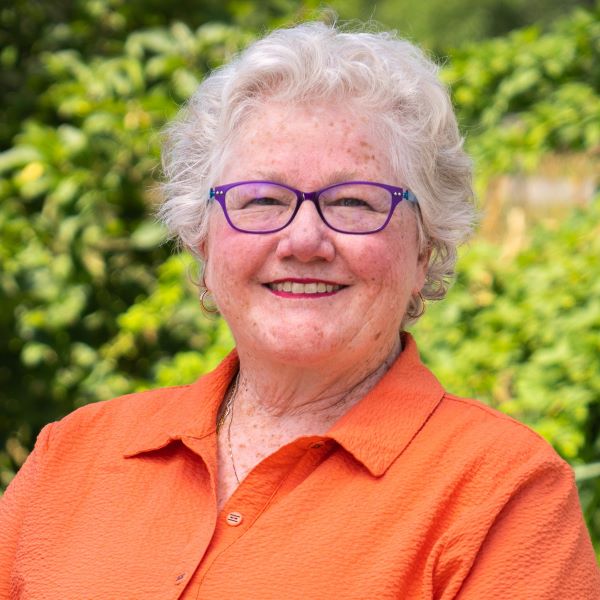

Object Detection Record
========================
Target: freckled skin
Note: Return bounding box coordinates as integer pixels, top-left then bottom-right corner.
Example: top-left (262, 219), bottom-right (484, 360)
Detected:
top-left (205, 102), bottom-right (428, 509)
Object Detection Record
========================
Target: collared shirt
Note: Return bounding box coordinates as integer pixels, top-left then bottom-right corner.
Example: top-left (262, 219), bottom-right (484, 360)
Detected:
top-left (1, 335), bottom-right (598, 599)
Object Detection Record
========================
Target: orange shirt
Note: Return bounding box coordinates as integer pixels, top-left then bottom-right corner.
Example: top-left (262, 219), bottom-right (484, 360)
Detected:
top-left (1, 335), bottom-right (598, 599)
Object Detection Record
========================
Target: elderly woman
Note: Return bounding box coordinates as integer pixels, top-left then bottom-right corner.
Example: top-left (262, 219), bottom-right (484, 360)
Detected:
top-left (1, 22), bottom-right (598, 600)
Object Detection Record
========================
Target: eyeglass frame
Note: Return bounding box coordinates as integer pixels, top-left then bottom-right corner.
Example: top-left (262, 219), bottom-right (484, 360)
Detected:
top-left (208, 180), bottom-right (418, 235)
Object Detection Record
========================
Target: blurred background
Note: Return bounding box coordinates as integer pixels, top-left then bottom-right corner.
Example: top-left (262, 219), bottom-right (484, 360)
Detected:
top-left (1, 0), bottom-right (599, 556)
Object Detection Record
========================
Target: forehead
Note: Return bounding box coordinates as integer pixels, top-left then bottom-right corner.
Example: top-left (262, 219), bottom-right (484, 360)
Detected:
top-left (219, 102), bottom-right (394, 187)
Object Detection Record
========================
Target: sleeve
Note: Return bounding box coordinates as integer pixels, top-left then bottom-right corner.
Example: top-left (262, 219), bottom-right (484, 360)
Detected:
top-left (437, 456), bottom-right (600, 600)
top-left (0, 423), bottom-right (55, 597)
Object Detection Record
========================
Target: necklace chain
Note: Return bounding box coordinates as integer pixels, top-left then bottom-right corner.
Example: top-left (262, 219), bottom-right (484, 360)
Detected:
top-left (217, 373), bottom-right (241, 484)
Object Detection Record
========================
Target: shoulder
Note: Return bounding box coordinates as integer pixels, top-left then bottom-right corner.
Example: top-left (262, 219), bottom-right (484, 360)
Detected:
top-left (56, 384), bottom-right (192, 427)
top-left (437, 392), bottom-right (561, 459)
top-left (41, 384), bottom-right (194, 454)
top-left (425, 394), bottom-right (599, 596)
top-left (415, 392), bottom-right (582, 542)
top-left (423, 392), bottom-right (574, 500)
top-left (33, 351), bottom-right (237, 461)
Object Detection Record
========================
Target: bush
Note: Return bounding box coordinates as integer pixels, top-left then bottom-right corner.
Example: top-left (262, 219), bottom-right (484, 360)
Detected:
top-left (444, 7), bottom-right (600, 180)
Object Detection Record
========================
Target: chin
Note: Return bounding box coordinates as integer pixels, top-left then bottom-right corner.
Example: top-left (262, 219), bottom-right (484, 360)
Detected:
top-left (245, 326), bottom-right (353, 367)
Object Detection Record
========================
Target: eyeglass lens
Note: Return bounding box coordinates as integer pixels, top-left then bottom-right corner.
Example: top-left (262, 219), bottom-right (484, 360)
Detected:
top-left (224, 182), bottom-right (394, 233)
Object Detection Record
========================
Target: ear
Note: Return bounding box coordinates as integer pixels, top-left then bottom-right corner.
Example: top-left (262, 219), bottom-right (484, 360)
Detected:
top-left (414, 245), bottom-right (431, 294)
top-left (198, 239), bottom-right (208, 262)
top-left (195, 234), bottom-right (211, 290)
top-left (198, 248), bottom-right (209, 291)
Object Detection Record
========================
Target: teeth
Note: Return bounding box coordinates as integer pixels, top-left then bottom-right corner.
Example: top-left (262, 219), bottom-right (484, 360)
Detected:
top-left (269, 281), bottom-right (342, 294)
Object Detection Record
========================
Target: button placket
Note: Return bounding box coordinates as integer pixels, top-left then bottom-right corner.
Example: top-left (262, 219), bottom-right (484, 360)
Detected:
top-left (215, 439), bottom-right (329, 541)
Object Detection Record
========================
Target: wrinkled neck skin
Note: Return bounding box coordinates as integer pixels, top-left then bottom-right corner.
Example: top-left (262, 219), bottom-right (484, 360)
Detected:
top-left (231, 335), bottom-right (402, 434)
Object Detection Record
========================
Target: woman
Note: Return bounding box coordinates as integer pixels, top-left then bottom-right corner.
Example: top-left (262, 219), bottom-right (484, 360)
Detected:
top-left (1, 22), bottom-right (598, 599)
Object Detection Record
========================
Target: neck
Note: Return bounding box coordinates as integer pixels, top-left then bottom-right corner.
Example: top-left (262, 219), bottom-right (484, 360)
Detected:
top-left (215, 336), bottom-right (403, 498)
top-left (232, 336), bottom-right (402, 427)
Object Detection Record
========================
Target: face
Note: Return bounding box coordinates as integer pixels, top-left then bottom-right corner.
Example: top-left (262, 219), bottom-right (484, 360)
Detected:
top-left (203, 102), bottom-right (427, 370)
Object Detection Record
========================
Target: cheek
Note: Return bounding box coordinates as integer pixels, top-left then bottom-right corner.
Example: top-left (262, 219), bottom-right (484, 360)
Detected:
top-left (203, 212), bottom-right (243, 286)
top-left (208, 255), bottom-right (252, 326)
top-left (354, 231), bottom-right (421, 308)
top-left (204, 229), bottom-right (235, 298)
top-left (204, 226), bottom-right (270, 310)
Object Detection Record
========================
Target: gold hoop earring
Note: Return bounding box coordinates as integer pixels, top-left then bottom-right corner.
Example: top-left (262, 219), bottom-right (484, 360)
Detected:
top-left (200, 289), bottom-right (219, 314)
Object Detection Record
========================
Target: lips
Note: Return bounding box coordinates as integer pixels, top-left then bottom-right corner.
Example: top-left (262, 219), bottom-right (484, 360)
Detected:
top-left (265, 278), bottom-right (346, 296)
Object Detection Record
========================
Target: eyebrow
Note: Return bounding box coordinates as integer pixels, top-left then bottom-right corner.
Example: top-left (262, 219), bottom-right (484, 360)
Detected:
top-left (252, 169), bottom-right (360, 189)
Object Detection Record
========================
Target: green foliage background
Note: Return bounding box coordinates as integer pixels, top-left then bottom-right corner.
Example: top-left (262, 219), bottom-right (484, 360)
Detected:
top-left (1, 0), bottom-right (599, 555)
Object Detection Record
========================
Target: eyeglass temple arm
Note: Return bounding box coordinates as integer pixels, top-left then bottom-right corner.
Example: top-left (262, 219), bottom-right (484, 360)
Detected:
top-left (403, 190), bottom-right (418, 204)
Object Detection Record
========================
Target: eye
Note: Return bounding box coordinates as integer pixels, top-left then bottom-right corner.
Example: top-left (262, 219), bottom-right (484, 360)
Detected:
top-left (330, 197), bottom-right (374, 209)
top-left (242, 196), bottom-right (286, 208)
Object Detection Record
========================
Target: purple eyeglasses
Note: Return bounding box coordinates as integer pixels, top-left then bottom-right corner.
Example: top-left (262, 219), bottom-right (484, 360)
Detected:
top-left (209, 180), bottom-right (418, 235)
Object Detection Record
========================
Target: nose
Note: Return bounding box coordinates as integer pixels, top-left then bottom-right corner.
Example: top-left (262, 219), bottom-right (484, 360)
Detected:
top-left (275, 197), bottom-right (335, 263)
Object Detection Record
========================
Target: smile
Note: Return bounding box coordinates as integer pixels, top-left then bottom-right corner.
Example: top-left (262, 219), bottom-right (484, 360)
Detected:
top-left (266, 279), bottom-right (345, 297)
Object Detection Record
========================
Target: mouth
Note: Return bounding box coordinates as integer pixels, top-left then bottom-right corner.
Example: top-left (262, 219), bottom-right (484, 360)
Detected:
top-left (265, 278), bottom-right (346, 298)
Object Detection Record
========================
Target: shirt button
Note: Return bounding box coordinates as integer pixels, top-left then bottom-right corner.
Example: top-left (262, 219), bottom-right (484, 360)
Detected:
top-left (175, 573), bottom-right (186, 585)
top-left (226, 511), bottom-right (243, 526)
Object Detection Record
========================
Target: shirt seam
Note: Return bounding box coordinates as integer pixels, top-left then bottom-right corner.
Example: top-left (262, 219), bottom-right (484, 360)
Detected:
top-left (442, 393), bottom-right (563, 451)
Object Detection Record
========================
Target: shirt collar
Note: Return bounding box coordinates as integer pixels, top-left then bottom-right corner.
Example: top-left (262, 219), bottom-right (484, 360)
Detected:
top-left (123, 351), bottom-right (239, 457)
top-left (124, 334), bottom-right (445, 477)
top-left (327, 333), bottom-right (445, 476)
